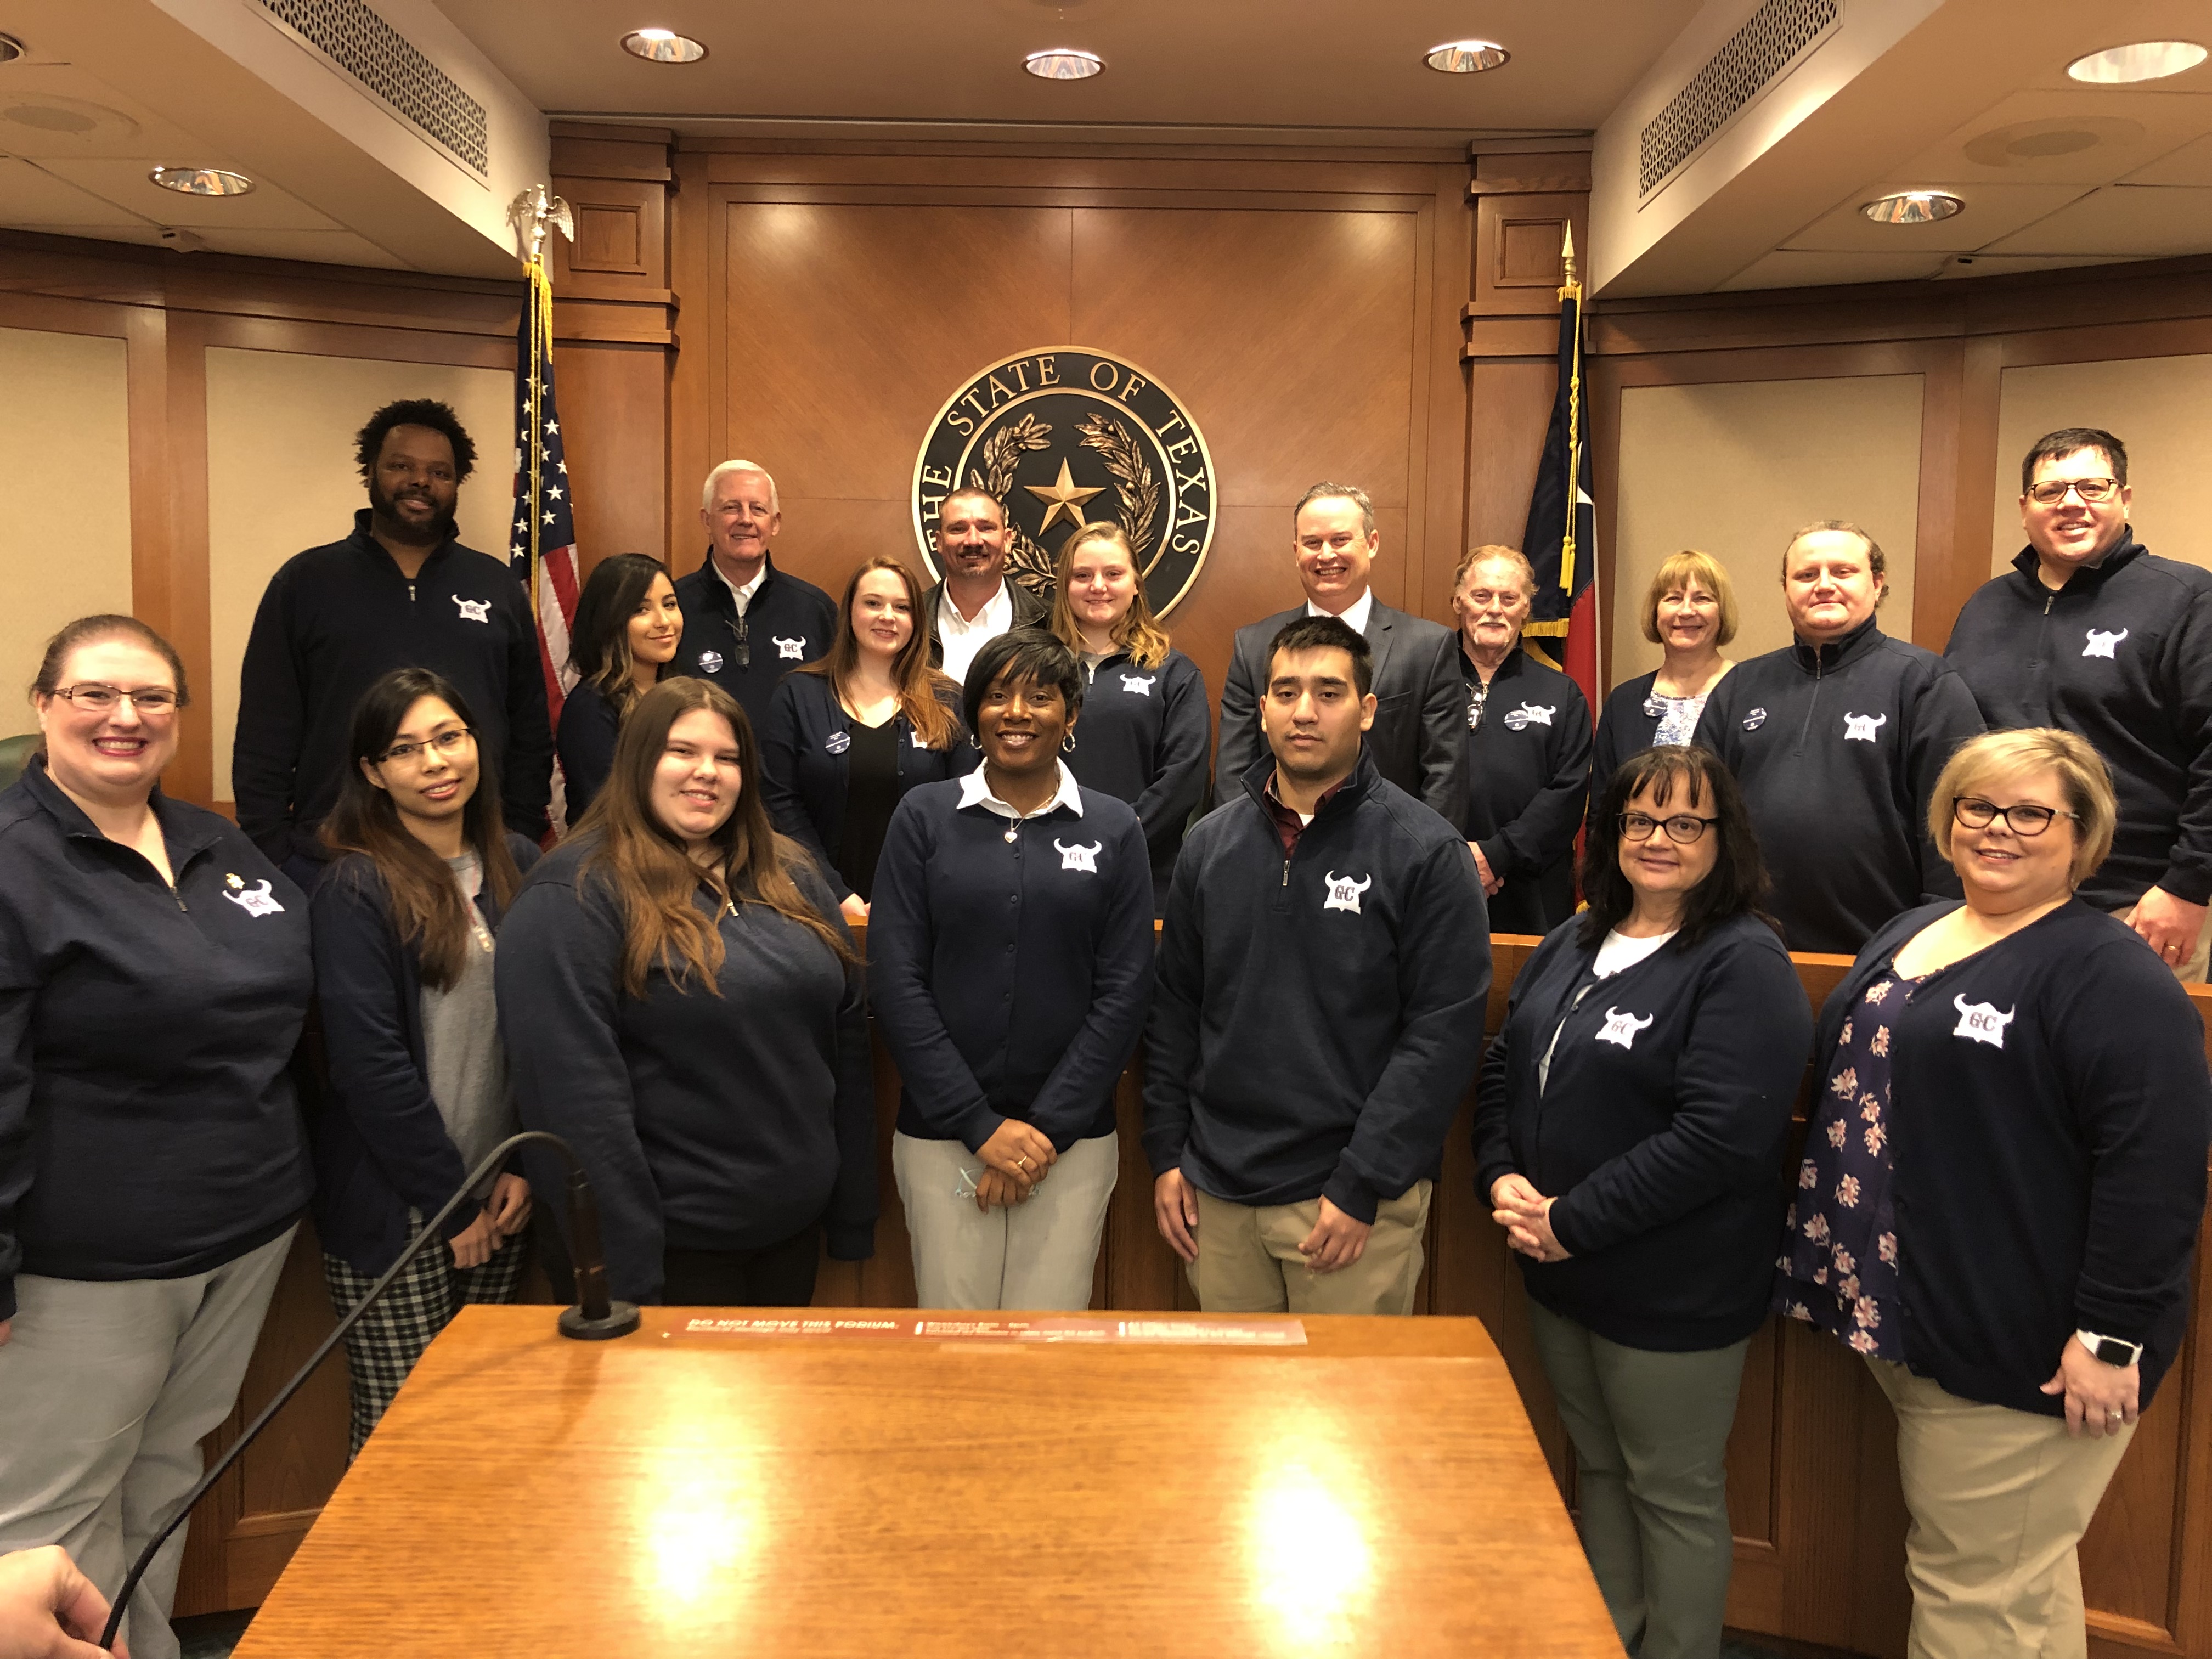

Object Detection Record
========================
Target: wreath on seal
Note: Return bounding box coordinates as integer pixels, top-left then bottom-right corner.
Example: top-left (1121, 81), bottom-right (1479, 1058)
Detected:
top-left (968, 413), bottom-right (1160, 597)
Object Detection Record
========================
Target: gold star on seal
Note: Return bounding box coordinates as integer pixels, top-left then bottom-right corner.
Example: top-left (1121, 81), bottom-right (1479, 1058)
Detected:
top-left (1023, 458), bottom-right (1106, 535)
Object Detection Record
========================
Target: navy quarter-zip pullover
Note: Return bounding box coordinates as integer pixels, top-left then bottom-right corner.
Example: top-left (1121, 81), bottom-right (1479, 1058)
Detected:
top-left (1068, 647), bottom-right (1212, 906)
top-left (1144, 751), bottom-right (1492, 1223)
top-left (1945, 535), bottom-right (2212, 910)
top-left (1700, 619), bottom-right (1983, 954)
top-left (0, 759), bottom-right (312, 1321)
top-left (1457, 646), bottom-right (1592, 935)
top-left (670, 552), bottom-right (837, 740)
top-left (233, 509), bottom-right (552, 866)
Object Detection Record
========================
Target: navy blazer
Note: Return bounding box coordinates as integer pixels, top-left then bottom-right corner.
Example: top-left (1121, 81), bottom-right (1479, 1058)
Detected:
top-left (308, 833), bottom-right (541, 1276)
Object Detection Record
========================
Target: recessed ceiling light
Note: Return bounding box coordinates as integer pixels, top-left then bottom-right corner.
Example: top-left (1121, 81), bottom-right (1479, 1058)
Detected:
top-left (151, 166), bottom-right (255, 197)
top-left (0, 33), bottom-right (25, 65)
top-left (1861, 190), bottom-right (1963, 225)
top-left (1425, 40), bottom-right (1510, 73)
top-left (2066, 40), bottom-right (2207, 83)
top-left (620, 28), bottom-right (706, 64)
top-left (1024, 48), bottom-right (1103, 80)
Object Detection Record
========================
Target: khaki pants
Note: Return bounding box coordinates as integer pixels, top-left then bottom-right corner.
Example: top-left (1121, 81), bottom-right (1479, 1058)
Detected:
top-left (1527, 1300), bottom-right (1750, 1659)
top-left (1870, 1359), bottom-right (2134, 1659)
top-left (2113, 901), bottom-right (2212, 983)
top-left (1187, 1180), bottom-right (1431, 1315)
top-left (893, 1131), bottom-right (1117, 1310)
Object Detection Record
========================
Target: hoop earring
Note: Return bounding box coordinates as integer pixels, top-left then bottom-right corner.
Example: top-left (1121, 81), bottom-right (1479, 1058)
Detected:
top-left (1062, 732), bottom-right (1076, 753)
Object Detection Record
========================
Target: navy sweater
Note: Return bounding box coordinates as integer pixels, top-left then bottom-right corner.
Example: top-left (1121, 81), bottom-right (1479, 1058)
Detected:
top-left (761, 672), bottom-right (977, 904)
top-left (1472, 913), bottom-right (1812, 1350)
top-left (1069, 647), bottom-right (1212, 906)
top-left (495, 837), bottom-right (876, 1305)
top-left (0, 760), bottom-right (312, 1321)
top-left (1945, 537), bottom-right (2212, 910)
top-left (307, 834), bottom-right (541, 1276)
top-left (1458, 647), bottom-right (1592, 936)
top-left (868, 775), bottom-right (1156, 1150)
top-left (556, 681), bottom-right (622, 828)
top-left (1700, 620), bottom-right (1983, 954)
top-left (1144, 752), bottom-right (1492, 1223)
top-left (1816, 901), bottom-right (2210, 1415)
top-left (669, 553), bottom-right (837, 740)
top-left (234, 510), bottom-right (553, 865)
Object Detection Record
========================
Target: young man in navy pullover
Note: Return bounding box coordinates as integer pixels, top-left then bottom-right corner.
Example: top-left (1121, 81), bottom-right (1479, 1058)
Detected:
top-left (1144, 614), bottom-right (1491, 1314)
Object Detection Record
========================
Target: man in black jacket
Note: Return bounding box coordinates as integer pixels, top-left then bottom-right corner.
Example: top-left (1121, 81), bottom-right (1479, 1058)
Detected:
top-left (234, 399), bottom-right (552, 878)
top-left (1217, 483), bottom-right (1464, 821)
top-left (1945, 427), bottom-right (2212, 979)
top-left (670, 460), bottom-right (837, 739)
top-left (1145, 615), bottom-right (1490, 1314)
top-left (922, 487), bottom-right (1051, 686)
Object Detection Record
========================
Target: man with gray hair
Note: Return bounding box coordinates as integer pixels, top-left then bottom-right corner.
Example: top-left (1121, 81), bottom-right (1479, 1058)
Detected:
top-left (672, 459), bottom-right (836, 736)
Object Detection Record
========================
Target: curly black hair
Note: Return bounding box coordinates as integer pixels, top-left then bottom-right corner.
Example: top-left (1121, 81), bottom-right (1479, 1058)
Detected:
top-left (354, 398), bottom-right (477, 483)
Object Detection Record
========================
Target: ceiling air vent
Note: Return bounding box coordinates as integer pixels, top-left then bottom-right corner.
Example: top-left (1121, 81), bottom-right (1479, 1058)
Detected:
top-left (256, 0), bottom-right (488, 176)
top-left (1638, 0), bottom-right (1838, 198)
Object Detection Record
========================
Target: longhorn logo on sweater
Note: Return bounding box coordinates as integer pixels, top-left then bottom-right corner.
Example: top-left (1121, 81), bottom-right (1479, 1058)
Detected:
top-left (775, 635), bottom-right (808, 660)
top-left (452, 596), bottom-right (490, 623)
top-left (2083, 628), bottom-right (2129, 659)
top-left (1120, 674), bottom-right (1155, 697)
top-left (1322, 871), bottom-right (1372, 913)
top-left (1503, 703), bottom-right (1555, 731)
top-left (222, 876), bottom-right (285, 917)
top-left (1056, 839), bottom-right (1102, 872)
top-left (1595, 1008), bottom-right (1654, 1049)
top-left (1843, 712), bottom-right (1887, 742)
top-left (1951, 995), bottom-right (2015, 1048)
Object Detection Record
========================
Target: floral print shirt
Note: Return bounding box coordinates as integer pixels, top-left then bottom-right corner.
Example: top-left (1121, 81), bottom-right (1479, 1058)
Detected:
top-left (1775, 969), bottom-right (1914, 1359)
top-left (1645, 690), bottom-right (1711, 749)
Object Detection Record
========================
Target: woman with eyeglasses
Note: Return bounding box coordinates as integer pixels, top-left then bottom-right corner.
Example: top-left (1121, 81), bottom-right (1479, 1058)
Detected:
top-left (0, 617), bottom-right (312, 1658)
top-left (1779, 728), bottom-right (2210, 1659)
top-left (1474, 745), bottom-right (1810, 1659)
top-left (309, 668), bottom-right (539, 1455)
top-left (559, 553), bottom-right (683, 827)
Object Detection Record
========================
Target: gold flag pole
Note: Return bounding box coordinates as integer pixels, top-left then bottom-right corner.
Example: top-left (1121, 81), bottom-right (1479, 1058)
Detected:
top-left (1557, 223), bottom-right (1585, 597)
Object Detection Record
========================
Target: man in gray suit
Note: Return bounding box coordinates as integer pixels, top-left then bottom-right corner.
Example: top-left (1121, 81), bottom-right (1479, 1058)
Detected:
top-left (1217, 483), bottom-right (1464, 820)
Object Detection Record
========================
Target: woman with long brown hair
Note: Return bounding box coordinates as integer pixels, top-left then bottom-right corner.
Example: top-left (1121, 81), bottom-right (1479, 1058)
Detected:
top-left (310, 667), bottom-right (539, 1454)
top-left (1047, 521), bottom-right (1210, 910)
top-left (763, 554), bottom-right (972, 922)
top-left (558, 552), bottom-right (682, 826)
top-left (499, 678), bottom-right (875, 1306)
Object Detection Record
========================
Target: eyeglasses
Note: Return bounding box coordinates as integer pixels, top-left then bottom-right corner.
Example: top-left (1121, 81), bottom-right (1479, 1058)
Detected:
top-left (2027, 477), bottom-right (2121, 506)
top-left (49, 683), bottom-right (183, 714)
top-left (378, 728), bottom-right (475, 766)
top-left (1952, 795), bottom-right (2078, 837)
top-left (1620, 811), bottom-right (1718, 845)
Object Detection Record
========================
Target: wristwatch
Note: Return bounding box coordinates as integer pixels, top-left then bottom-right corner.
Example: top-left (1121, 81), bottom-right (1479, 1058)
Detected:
top-left (2076, 1329), bottom-right (2145, 1367)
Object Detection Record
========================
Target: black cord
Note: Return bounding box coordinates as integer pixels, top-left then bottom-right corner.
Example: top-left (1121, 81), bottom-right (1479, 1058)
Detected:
top-left (97, 1129), bottom-right (606, 1653)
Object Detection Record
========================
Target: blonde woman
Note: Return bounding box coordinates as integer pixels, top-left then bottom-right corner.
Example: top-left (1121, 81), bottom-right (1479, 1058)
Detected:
top-left (1593, 550), bottom-right (1738, 787)
top-left (1048, 521), bottom-right (1211, 908)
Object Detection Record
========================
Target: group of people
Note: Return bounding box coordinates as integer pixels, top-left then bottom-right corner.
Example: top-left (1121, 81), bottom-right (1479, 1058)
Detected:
top-left (0, 400), bottom-right (2206, 1659)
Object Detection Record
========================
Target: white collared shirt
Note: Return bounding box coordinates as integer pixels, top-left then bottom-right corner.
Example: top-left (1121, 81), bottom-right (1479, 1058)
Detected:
top-left (938, 580), bottom-right (1013, 689)
top-left (713, 557), bottom-right (768, 618)
top-left (1307, 587), bottom-right (1374, 637)
top-left (957, 758), bottom-right (1084, 823)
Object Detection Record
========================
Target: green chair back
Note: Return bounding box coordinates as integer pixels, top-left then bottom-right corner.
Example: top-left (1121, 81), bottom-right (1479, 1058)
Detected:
top-left (0, 733), bottom-right (38, 792)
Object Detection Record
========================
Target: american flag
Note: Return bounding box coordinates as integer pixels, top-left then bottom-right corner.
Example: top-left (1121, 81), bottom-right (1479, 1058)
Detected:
top-left (510, 256), bottom-right (580, 830)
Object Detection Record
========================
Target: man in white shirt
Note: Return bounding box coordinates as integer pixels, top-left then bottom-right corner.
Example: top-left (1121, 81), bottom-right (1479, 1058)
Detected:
top-left (924, 487), bottom-right (1051, 689)
top-left (1216, 482), bottom-right (1465, 819)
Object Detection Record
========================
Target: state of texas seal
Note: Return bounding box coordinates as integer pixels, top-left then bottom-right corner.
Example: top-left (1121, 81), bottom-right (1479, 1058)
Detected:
top-left (911, 347), bottom-right (1216, 618)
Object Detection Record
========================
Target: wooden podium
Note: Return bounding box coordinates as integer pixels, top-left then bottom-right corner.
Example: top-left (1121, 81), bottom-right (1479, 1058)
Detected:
top-left (234, 1306), bottom-right (1620, 1656)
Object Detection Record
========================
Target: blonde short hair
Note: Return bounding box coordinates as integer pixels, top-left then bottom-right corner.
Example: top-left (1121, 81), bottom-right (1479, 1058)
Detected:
top-left (1453, 544), bottom-right (1537, 598)
top-left (1640, 550), bottom-right (1739, 647)
top-left (1928, 728), bottom-right (2116, 887)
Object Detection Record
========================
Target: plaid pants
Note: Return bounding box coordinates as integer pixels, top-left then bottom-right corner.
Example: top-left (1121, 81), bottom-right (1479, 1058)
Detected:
top-left (321, 1216), bottom-right (526, 1458)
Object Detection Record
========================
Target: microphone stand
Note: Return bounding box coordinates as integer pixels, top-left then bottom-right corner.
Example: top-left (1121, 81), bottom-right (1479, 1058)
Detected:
top-left (97, 1129), bottom-right (637, 1653)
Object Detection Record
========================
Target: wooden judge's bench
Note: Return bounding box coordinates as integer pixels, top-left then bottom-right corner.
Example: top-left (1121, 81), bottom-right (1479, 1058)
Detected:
top-left (174, 935), bottom-right (2212, 1659)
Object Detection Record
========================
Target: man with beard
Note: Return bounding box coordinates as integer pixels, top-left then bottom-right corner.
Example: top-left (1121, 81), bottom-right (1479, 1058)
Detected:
top-left (235, 399), bottom-right (552, 881)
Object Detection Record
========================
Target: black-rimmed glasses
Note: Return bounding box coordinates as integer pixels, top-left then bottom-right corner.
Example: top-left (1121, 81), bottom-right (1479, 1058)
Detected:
top-left (1952, 796), bottom-right (2078, 837)
top-left (379, 729), bottom-right (476, 766)
top-left (1620, 811), bottom-right (1717, 845)
top-left (49, 683), bottom-right (184, 714)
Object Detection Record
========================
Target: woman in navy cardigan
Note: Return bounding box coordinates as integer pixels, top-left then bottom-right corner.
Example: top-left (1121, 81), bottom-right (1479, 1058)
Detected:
top-left (871, 630), bottom-right (1156, 1310)
top-left (1475, 744), bottom-right (1810, 1659)
top-left (558, 553), bottom-right (682, 827)
top-left (311, 667), bottom-right (538, 1454)
top-left (1591, 549), bottom-right (1738, 788)
top-left (1778, 728), bottom-right (2210, 1659)
top-left (763, 555), bottom-right (972, 922)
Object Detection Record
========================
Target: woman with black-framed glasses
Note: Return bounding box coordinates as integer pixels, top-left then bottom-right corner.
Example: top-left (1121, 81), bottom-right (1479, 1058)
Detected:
top-left (1779, 727), bottom-right (2210, 1659)
top-left (1473, 745), bottom-right (1810, 1659)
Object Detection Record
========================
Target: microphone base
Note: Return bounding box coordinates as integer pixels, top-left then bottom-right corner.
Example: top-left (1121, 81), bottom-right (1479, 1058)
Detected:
top-left (559, 1301), bottom-right (641, 1341)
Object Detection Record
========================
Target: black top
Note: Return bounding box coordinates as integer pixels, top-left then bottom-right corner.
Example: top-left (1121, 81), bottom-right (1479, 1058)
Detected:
top-left (0, 760), bottom-right (313, 1321)
top-left (837, 716), bottom-right (901, 904)
top-left (1593, 670), bottom-right (1664, 792)
top-left (1945, 535), bottom-right (2212, 909)
top-left (1472, 912), bottom-right (1812, 1351)
top-left (668, 552), bottom-right (838, 740)
top-left (1067, 647), bottom-right (1213, 906)
top-left (233, 509), bottom-right (554, 866)
top-left (1814, 901), bottom-right (2211, 1415)
top-left (556, 681), bottom-right (622, 828)
top-left (1456, 646), bottom-right (1593, 936)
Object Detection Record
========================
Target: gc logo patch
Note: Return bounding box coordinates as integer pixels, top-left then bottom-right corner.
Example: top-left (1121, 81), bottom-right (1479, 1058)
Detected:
top-left (912, 348), bottom-right (1217, 620)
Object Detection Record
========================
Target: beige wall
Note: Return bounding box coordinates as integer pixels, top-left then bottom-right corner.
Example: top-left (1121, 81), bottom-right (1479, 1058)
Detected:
top-left (1611, 375), bottom-right (1924, 687)
top-left (1989, 355), bottom-right (2212, 576)
top-left (205, 348), bottom-right (514, 802)
top-left (0, 328), bottom-right (132, 735)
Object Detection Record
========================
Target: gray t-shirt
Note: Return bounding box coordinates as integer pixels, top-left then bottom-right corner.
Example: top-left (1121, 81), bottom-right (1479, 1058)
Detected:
top-left (421, 853), bottom-right (517, 1194)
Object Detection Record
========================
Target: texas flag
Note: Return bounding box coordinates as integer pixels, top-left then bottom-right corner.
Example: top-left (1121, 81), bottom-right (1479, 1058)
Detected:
top-left (1519, 260), bottom-right (1600, 712)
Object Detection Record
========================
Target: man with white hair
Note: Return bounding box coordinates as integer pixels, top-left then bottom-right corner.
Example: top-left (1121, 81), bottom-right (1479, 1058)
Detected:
top-left (671, 460), bottom-right (836, 736)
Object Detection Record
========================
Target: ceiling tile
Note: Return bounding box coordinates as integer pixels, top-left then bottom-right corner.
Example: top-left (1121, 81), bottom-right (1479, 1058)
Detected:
top-left (191, 228), bottom-right (409, 269)
top-left (34, 156), bottom-right (345, 230)
top-left (1885, 88), bottom-right (2212, 186)
top-left (1717, 249), bottom-right (1950, 291)
top-left (1932, 252), bottom-right (2143, 279)
top-left (2125, 131), bottom-right (2212, 184)
top-left (1782, 182), bottom-right (2094, 253)
top-left (0, 65), bottom-right (212, 160)
top-left (1979, 183), bottom-right (2212, 255)
top-left (0, 156), bottom-right (155, 227)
